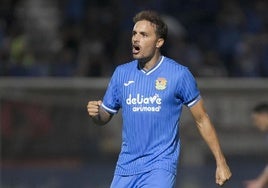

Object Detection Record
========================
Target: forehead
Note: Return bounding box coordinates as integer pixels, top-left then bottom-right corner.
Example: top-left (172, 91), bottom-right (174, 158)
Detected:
top-left (133, 20), bottom-right (156, 33)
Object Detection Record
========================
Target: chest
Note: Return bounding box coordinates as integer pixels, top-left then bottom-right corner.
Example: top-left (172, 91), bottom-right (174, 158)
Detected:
top-left (120, 72), bottom-right (178, 106)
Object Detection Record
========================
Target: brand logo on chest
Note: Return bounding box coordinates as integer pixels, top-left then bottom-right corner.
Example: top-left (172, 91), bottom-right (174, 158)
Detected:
top-left (126, 93), bottom-right (162, 112)
top-left (155, 77), bottom-right (167, 90)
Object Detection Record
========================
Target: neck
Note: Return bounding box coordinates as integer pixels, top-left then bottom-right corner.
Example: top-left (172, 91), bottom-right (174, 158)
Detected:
top-left (139, 53), bottom-right (162, 71)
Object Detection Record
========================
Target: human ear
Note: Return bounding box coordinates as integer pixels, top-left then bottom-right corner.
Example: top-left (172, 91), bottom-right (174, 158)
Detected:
top-left (156, 38), bottom-right (164, 48)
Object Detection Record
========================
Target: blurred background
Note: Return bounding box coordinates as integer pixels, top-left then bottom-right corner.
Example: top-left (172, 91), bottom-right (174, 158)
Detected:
top-left (0, 0), bottom-right (268, 187)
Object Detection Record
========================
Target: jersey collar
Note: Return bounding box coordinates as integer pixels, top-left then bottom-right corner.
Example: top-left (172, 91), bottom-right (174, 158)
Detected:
top-left (140, 56), bottom-right (164, 75)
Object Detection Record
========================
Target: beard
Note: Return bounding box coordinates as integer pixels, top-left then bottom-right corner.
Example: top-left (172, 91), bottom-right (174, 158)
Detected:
top-left (136, 56), bottom-right (153, 69)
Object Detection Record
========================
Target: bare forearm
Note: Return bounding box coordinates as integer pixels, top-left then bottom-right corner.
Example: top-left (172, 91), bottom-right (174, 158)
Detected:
top-left (91, 106), bottom-right (112, 125)
top-left (196, 115), bottom-right (226, 164)
top-left (87, 101), bottom-right (112, 126)
top-left (190, 99), bottom-right (231, 185)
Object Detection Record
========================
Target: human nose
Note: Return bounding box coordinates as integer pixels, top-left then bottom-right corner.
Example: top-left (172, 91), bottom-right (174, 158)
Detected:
top-left (132, 34), bottom-right (140, 42)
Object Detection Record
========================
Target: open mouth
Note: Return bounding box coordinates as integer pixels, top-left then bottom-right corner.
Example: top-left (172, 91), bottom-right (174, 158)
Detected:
top-left (132, 44), bottom-right (140, 54)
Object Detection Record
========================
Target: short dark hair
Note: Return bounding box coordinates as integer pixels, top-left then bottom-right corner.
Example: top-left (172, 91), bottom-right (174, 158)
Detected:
top-left (253, 103), bottom-right (268, 113)
top-left (133, 10), bottom-right (168, 41)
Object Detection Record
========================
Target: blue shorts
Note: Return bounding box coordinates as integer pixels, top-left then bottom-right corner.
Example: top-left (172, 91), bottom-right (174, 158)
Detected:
top-left (110, 169), bottom-right (176, 188)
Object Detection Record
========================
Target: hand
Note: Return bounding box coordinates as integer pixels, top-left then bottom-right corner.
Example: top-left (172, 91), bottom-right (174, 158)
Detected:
top-left (215, 162), bottom-right (232, 186)
top-left (87, 100), bottom-right (102, 117)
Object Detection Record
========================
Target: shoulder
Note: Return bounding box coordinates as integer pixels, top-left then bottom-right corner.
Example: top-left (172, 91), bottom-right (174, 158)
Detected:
top-left (163, 56), bottom-right (191, 73)
top-left (110, 60), bottom-right (137, 79)
top-left (116, 60), bottom-right (137, 71)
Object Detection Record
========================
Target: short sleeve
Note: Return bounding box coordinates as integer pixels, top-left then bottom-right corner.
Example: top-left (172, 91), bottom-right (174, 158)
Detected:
top-left (176, 67), bottom-right (201, 107)
top-left (101, 68), bottom-right (121, 114)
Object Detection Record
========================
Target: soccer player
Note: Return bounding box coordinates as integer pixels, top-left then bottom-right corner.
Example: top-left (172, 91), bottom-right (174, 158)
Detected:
top-left (244, 103), bottom-right (268, 188)
top-left (87, 10), bottom-right (231, 187)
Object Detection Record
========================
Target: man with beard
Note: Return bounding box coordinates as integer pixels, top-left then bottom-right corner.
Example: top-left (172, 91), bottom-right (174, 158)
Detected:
top-left (87, 10), bottom-right (231, 187)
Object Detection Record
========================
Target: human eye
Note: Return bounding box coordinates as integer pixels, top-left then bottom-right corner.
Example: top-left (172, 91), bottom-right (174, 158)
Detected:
top-left (141, 32), bottom-right (148, 37)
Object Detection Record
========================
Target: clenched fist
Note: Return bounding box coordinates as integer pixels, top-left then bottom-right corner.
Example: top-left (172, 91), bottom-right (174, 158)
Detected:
top-left (87, 100), bottom-right (102, 117)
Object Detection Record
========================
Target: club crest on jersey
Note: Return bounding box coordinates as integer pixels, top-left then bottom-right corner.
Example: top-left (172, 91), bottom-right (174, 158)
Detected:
top-left (155, 77), bottom-right (167, 90)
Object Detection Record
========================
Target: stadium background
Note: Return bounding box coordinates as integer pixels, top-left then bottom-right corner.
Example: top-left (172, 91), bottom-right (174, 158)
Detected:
top-left (1, 0), bottom-right (268, 187)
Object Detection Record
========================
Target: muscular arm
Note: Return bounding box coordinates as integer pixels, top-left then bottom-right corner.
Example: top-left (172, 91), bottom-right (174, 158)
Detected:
top-left (189, 98), bottom-right (231, 186)
top-left (87, 100), bottom-right (113, 125)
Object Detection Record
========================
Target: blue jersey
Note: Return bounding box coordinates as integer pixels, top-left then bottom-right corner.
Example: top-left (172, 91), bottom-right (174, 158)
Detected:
top-left (102, 56), bottom-right (201, 175)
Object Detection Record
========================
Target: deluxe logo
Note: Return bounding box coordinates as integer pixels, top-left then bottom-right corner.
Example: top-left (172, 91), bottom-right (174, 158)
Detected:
top-left (126, 93), bottom-right (162, 112)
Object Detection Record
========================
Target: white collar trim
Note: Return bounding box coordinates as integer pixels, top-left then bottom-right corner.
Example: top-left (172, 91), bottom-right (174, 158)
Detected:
top-left (141, 56), bottom-right (164, 75)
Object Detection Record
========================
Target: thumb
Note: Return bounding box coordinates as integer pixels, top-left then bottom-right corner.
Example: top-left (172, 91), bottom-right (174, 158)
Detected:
top-left (97, 100), bottom-right (102, 106)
